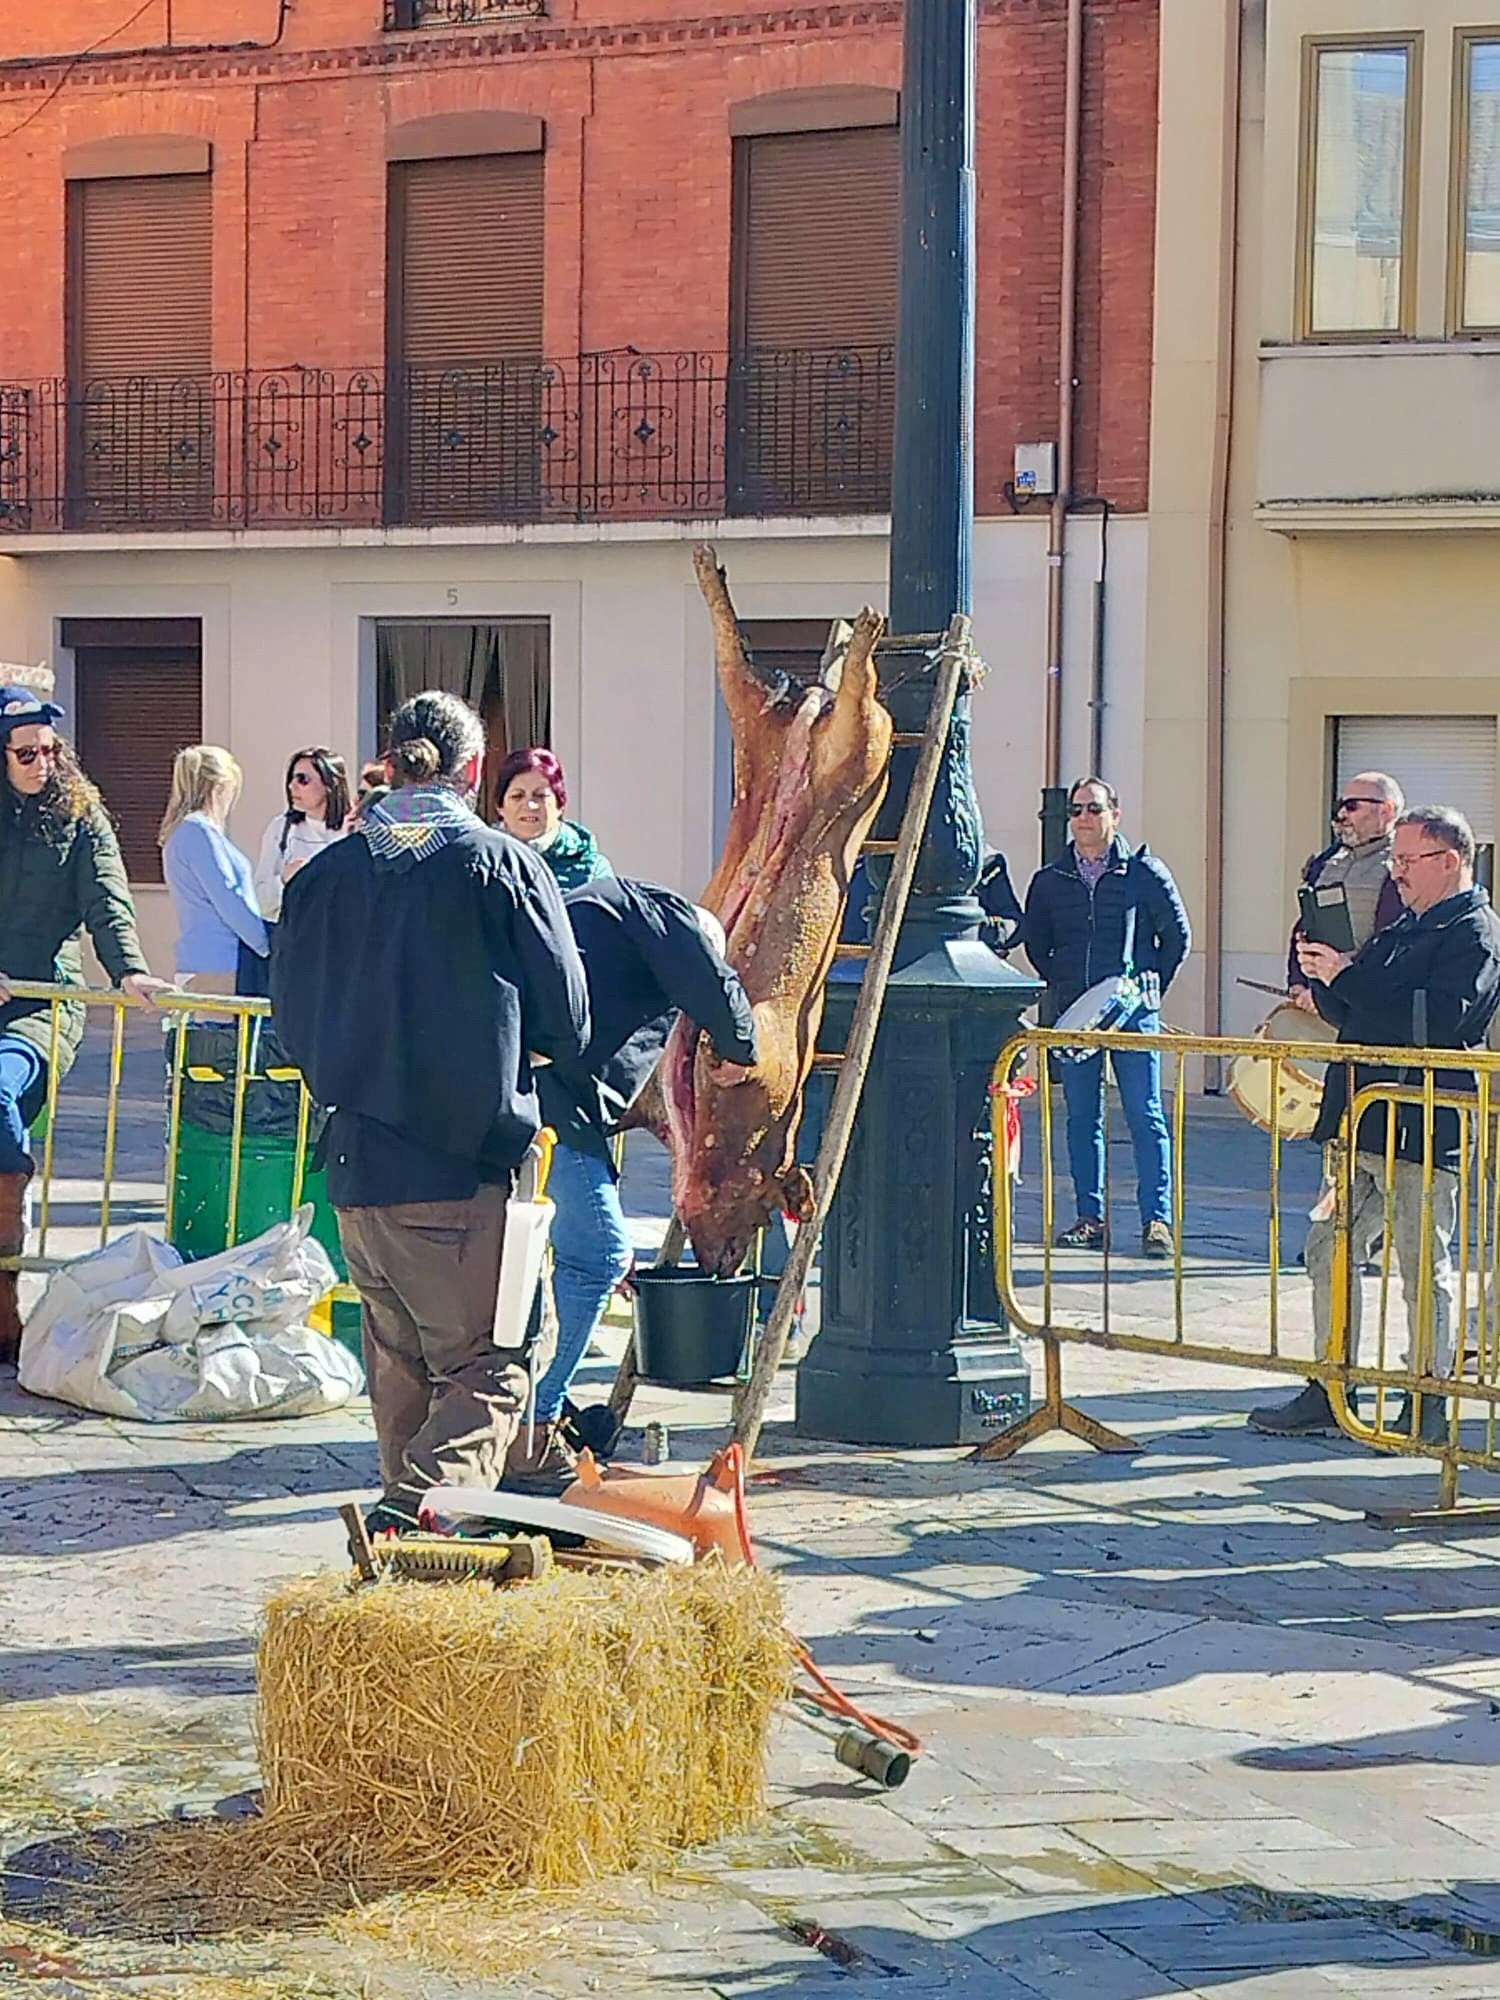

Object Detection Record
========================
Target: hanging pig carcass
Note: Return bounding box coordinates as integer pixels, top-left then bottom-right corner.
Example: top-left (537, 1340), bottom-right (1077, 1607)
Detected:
top-left (658, 544), bottom-right (890, 1276)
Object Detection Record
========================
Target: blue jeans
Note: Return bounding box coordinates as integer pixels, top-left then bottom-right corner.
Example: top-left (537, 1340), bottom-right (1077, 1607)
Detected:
top-left (532, 1142), bottom-right (634, 1424)
top-left (0, 1035), bottom-right (46, 1177)
top-left (1059, 1014), bottom-right (1172, 1229)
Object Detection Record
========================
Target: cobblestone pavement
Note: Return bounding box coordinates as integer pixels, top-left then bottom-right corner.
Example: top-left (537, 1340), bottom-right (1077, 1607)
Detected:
top-left (5, 1032), bottom-right (1500, 1995)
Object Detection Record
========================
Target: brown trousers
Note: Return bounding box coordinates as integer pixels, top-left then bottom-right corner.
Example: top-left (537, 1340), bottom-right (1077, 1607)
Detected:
top-left (337, 1181), bottom-right (529, 1516)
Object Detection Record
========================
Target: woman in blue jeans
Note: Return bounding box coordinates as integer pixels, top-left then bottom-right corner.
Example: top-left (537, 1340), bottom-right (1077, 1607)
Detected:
top-left (507, 875), bottom-right (757, 1486)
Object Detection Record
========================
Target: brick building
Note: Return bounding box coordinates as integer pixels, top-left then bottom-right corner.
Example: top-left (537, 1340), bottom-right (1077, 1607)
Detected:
top-left (0, 0), bottom-right (1158, 970)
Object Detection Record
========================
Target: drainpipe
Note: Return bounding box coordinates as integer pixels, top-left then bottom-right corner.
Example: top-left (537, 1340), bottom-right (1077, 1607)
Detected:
top-left (1203, 0), bottom-right (1243, 1071)
top-left (1040, 0), bottom-right (1084, 865)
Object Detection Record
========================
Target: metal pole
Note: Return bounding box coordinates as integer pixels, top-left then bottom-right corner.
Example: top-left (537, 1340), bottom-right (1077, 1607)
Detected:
top-left (796, 0), bottom-right (1038, 1449)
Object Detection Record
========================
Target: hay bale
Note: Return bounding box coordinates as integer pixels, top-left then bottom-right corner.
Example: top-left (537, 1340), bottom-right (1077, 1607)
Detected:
top-left (253, 1559), bottom-right (793, 1894)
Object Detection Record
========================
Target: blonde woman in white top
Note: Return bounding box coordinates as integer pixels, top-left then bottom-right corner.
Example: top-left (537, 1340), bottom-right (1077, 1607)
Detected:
top-left (254, 747), bottom-right (351, 922)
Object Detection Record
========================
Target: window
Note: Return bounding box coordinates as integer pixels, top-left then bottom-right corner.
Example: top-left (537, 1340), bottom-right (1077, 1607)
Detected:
top-left (728, 125), bottom-right (898, 513)
top-left (1334, 714), bottom-right (1496, 890)
top-left (62, 618), bottom-right (204, 885)
top-left (1456, 36), bottom-right (1500, 332)
top-left (1300, 39), bottom-right (1419, 338)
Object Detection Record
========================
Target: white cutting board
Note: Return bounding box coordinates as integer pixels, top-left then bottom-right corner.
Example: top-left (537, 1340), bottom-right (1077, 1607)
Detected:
top-left (420, 1484), bottom-right (694, 1566)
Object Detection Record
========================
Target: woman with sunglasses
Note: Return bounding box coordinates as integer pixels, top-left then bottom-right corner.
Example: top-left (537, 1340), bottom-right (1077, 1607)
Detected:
top-left (0, 680), bottom-right (168, 1361)
top-left (254, 747), bottom-right (351, 925)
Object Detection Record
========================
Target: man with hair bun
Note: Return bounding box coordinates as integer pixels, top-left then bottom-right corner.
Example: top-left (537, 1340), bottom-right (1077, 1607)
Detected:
top-left (273, 689), bottom-right (590, 1532)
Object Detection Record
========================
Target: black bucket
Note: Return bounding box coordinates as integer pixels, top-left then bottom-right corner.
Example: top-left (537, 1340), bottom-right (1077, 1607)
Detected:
top-left (632, 1267), bottom-right (756, 1387)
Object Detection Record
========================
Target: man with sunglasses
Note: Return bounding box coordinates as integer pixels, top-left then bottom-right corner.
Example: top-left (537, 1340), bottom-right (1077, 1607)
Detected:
top-left (1250, 806), bottom-right (1500, 1443)
top-left (1021, 777), bottom-right (1191, 1258)
top-left (1288, 774), bottom-right (1405, 1012)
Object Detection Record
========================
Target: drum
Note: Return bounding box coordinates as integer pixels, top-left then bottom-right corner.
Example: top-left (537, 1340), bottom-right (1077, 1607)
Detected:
top-left (1051, 975), bottom-right (1147, 1063)
top-left (1227, 1002), bottom-right (1340, 1139)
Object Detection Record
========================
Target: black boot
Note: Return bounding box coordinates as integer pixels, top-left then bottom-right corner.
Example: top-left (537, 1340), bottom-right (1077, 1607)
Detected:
top-left (1247, 1381), bottom-right (1337, 1436)
top-left (1391, 1394), bottom-right (1449, 1445)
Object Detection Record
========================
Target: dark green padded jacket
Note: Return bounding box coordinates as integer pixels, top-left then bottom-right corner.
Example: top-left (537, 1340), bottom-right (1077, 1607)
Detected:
top-left (0, 799), bottom-right (148, 1074)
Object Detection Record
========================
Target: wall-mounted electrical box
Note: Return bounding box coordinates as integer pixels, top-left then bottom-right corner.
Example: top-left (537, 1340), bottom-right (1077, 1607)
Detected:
top-left (1013, 443), bottom-right (1058, 498)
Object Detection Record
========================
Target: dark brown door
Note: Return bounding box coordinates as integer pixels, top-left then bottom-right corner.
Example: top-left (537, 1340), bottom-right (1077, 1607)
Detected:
top-left (67, 174), bottom-right (214, 528)
top-left (65, 618), bottom-right (204, 884)
top-left (388, 152), bottom-right (545, 525)
top-left (729, 126), bottom-right (899, 514)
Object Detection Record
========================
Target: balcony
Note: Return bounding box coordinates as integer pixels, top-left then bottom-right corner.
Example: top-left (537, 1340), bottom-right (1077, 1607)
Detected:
top-left (0, 350), bottom-right (895, 537)
top-left (384, 0), bottom-right (545, 26)
top-left (1257, 342), bottom-right (1500, 532)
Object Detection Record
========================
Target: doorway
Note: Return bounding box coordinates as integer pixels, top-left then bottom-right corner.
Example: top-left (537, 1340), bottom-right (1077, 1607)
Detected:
top-left (372, 619), bottom-right (550, 819)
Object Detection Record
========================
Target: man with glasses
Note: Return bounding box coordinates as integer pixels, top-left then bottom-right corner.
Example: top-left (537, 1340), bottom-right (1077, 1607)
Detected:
top-left (1250, 807), bottom-right (1500, 1443)
top-left (1288, 774), bottom-right (1404, 1012)
top-left (1021, 777), bottom-right (1191, 1258)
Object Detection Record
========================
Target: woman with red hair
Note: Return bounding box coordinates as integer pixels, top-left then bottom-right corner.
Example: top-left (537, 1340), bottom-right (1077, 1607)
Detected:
top-left (494, 747), bottom-right (612, 894)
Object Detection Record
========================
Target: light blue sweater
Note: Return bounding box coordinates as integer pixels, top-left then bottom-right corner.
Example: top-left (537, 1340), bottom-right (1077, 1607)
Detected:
top-left (162, 813), bottom-right (270, 976)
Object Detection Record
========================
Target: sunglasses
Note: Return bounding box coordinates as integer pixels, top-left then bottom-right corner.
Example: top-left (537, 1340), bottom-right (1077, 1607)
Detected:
top-left (1333, 796), bottom-right (1384, 815)
top-left (8, 743), bottom-right (58, 766)
top-left (290, 771), bottom-right (320, 788)
top-left (1069, 801), bottom-right (1111, 817)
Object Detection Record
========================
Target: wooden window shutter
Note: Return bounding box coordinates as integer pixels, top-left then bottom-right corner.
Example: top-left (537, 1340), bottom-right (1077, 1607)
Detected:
top-left (729, 127), bottom-right (898, 514)
top-left (73, 174), bottom-right (213, 379)
top-left (69, 175), bottom-right (214, 526)
top-left (732, 127), bottom-right (899, 352)
top-left (389, 152), bottom-right (546, 524)
top-left (73, 639), bottom-right (204, 884)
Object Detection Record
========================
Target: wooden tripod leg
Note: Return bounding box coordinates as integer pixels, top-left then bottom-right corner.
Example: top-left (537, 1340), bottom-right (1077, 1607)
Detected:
top-left (607, 1213), bottom-right (689, 1426)
top-left (968, 1335), bottom-right (1141, 1463)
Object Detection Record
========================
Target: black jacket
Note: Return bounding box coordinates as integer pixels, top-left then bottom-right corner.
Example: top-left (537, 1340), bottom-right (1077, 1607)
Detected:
top-left (1022, 837), bottom-right (1191, 1015)
top-left (545, 877), bottom-right (758, 1166)
top-left (272, 802), bottom-right (589, 1206)
top-left (1312, 886), bottom-right (1500, 1171)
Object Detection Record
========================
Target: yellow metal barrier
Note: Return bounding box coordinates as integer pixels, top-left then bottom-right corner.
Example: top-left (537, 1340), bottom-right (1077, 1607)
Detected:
top-left (978, 1022), bottom-right (1500, 1521)
top-left (1, 979), bottom-right (319, 1276)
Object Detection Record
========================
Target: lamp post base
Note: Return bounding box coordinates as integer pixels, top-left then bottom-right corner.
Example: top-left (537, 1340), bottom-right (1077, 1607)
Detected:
top-left (795, 939), bottom-right (1039, 1451)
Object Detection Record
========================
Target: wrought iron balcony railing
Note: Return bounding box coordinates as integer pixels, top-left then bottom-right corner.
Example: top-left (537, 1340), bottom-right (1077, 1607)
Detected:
top-left (0, 349), bottom-right (895, 535)
top-left (384, 0), bottom-right (546, 27)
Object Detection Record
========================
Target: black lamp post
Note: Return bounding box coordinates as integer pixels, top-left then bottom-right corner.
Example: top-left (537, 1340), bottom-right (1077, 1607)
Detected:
top-left (794, 0), bottom-right (1042, 1448)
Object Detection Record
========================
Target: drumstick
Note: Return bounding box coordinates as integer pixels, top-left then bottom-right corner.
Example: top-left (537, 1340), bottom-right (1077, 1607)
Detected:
top-left (1237, 977), bottom-right (1291, 999)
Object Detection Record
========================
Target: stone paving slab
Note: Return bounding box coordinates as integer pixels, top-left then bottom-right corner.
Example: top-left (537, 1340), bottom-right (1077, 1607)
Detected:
top-left (5, 1076), bottom-right (1500, 1991)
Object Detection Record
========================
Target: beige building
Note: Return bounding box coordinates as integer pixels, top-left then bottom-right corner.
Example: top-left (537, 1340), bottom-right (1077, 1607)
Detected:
top-left (1148, 0), bottom-right (1500, 1041)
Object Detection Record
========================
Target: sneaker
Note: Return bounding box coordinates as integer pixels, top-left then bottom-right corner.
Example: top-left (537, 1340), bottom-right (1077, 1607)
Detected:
top-left (503, 1420), bottom-right (577, 1494)
top-left (1141, 1220), bottom-right (1174, 1261)
top-left (1055, 1218), bottom-right (1107, 1251)
top-left (1390, 1394), bottom-right (1449, 1445)
top-left (1247, 1381), bottom-right (1338, 1436)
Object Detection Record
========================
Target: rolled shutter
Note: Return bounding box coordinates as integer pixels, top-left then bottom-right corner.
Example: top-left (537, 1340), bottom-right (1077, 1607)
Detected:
top-left (730, 127), bottom-right (898, 513)
top-left (73, 640), bottom-right (204, 885)
top-left (733, 126), bottom-right (900, 350)
top-left (70, 174), bottom-right (214, 526)
top-left (75, 174), bottom-right (213, 378)
top-left (394, 152), bottom-right (544, 366)
top-left (391, 153), bottom-right (545, 524)
top-left (1336, 716), bottom-right (1498, 841)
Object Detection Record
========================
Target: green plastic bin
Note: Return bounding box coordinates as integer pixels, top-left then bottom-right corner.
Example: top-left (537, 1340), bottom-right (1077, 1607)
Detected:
top-left (170, 1121), bottom-right (345, 1275)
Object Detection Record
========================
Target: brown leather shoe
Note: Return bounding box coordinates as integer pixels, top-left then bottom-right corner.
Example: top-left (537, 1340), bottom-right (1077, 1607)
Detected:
top-left (503, 1421), bottom-right (576, 1493)
top-left (0, 1170), bottom-right (28, 1368)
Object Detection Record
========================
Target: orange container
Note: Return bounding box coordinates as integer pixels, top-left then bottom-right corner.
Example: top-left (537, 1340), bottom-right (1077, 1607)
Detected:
top-left (561, 1443), bottom-right (757, 1565)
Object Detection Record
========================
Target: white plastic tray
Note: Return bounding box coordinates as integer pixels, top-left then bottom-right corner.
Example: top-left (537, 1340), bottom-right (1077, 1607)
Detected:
top-left (420, 1484), bottom-right (694, 1566)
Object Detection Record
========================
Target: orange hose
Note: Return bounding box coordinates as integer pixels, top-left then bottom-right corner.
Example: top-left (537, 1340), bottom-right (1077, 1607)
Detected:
top-left (790, 1639), bottom-right (924, 1756)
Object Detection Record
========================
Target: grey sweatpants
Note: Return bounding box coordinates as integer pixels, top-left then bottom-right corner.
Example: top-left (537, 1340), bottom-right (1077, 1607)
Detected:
top-left (337, 1182), bottom-right (529, 1516)
top-left (1307, 1152), bottom-right (1458, 1376)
